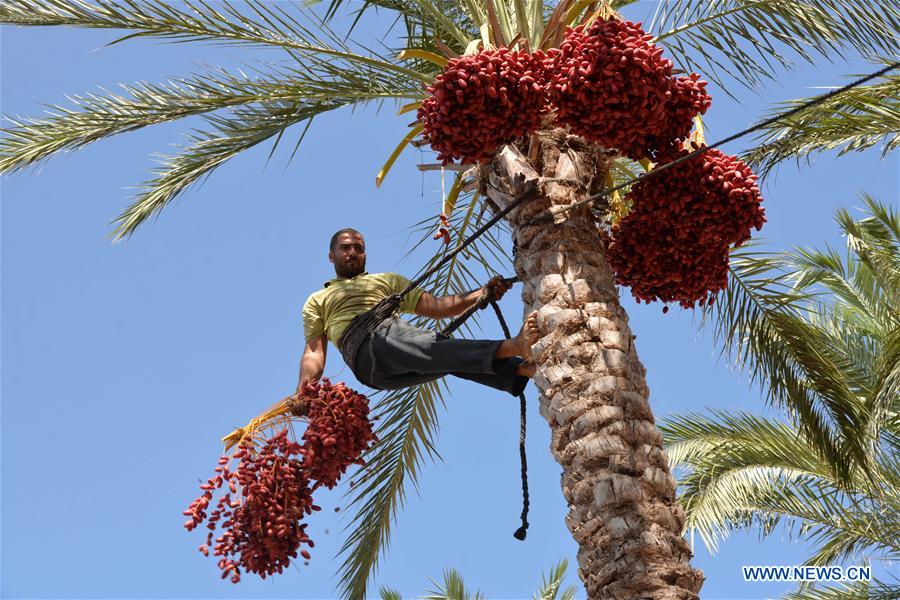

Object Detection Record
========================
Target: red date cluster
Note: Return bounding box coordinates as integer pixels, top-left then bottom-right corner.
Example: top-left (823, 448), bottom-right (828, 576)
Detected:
top-left (605, 147), bottom-right (765, 308)
top-left (183, 379), bottom-right (377, 583)
top-left (652, 73), bottom-right (713, 158)
top-left (414, 18), bottom-right (765, 311)
top-left (545, 18), bottom-right (710, 160)
top-left (418, 48), bottom-right (547, 164)
top-left (418, 18), bottom-right (709, 165)
top-left (300, 379), bottom-right (378, 489)
top-left (183, 433), bottom-right (317, 582)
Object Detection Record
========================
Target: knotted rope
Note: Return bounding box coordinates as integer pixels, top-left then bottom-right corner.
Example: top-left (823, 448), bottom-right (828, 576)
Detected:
top-left (439, 277), bottom-right (530, 540)
top-left (488, 296), bottom-right (530, 541)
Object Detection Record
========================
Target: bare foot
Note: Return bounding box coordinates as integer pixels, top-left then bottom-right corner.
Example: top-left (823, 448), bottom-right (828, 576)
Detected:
top-left (495, 311), bottom-right (541, 360)
top-left (513, 311), bottom-right (540, 359)
top-left (515, 360), bottom-right (536, 378)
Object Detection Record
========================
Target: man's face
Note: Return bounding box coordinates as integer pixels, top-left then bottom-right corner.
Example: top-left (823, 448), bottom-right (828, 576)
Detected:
top-left (329, 232), bottom-right (366, 278)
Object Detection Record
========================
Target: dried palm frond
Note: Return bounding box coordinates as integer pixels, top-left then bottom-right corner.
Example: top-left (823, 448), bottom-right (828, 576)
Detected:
top-left (221, 392), bottom-right (309, 451)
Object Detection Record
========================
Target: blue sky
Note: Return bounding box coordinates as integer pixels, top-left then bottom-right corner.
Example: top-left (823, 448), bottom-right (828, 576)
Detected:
top-left (2, 2), bottom-right (898, 599)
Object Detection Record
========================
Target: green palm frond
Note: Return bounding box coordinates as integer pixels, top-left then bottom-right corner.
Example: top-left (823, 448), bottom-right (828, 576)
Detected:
top-left (382, 560), bottom-right (578, 600)
top-left (110, 99), bottom-right (343, 240)
top-left (1, 76), bottom-right (262, 175)
top-left (823, 197), bottom-right (899, 462)
top-left (663, 411), bottom-right (830, 478)
top-left (0, 0), bottom-right (437, 73)
top-left (2, 5), bottom-right (430, 239)
top-left (781, 578), bottom-right (900, 600)
top-left (322, 0), bottom-right (526, 51)
top-left (334, 0), bottom-right (476, 70)
top-left (767, 315), bottom-right (869, 454)
top-left (686, 465), bottom-right (815, 551)
top-left (415, 0), bottom-right (479, 49)
top-left (835, 195), bottom-right (900, 312)
top-left (680, 200), bottom-right (899, 583)
top-left (662, 412), bottom-right (900, 561)
top-left (866, 319), bottom-right (900, 466)
top-left (379, 586), bottom-right (404, 600)
top-left (707, 198), bottom-right (900, 484)
top-left (743, 70), bottom-right (900, 176)
top-left (1, 0), bottom-right (298, 46)
top-left (322, 0), bottom-right (556, 52)
top-left (705, 249), bottom-right (858, 483)
top-left (759, 482), bottom-right (899, 566)
top-left (663, 410), bottom-right (840, 551)
top-left (401, 0), bottom-right (476, 48)
top-left (1, 59), bottom-right (419, 176)
top-left (423, 568), bottom-right (486, 600)
top-left (787, 246), bottom-right (889, 335)
top-left (710, 468), bottom-right (897, 564)
top-left (650, 0), bottom-right (900, 93)
top-left (337, 379), bottom-right (447, 600)
top-left (533, 559), bottom-right (577, 600)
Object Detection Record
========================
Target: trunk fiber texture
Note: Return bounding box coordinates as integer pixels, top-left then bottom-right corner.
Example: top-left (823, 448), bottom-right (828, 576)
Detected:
top-left (480, 129), bottom-right (704, 600)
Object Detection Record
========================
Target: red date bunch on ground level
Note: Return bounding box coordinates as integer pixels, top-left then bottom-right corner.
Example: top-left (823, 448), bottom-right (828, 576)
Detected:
top-left (605, 147), bottom-right (765, 308)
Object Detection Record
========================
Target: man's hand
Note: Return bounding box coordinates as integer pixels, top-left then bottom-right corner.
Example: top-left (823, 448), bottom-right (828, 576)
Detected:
top-left (291, 378), bottom-right (317, 404)
top-left (415, 276), bottom-right (513, 319)
top-left (296, 377), bottom-right (318, 395)
top-left (296, 335), bottom-right (327, 398)
top-left (485, 275), bottom-right (512, 301)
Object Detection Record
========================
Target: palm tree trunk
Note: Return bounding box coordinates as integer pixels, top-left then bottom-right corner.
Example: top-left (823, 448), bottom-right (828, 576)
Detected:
top-left (480, 129), bottom-right (705, 600)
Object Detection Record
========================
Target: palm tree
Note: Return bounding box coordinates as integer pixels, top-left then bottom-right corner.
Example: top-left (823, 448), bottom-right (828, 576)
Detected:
top-left (2, 1), bottom-right (898, 597)
top-left (663, 197), bottom-right (900, 598)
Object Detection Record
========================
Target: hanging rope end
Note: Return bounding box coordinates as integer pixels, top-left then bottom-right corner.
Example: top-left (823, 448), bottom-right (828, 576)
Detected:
top-left (513, 523), bottom-right (528, 541)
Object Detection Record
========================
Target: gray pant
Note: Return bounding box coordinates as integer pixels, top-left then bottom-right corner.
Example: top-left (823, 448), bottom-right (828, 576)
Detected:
top-left (352, 317), bottom-right (528, 396)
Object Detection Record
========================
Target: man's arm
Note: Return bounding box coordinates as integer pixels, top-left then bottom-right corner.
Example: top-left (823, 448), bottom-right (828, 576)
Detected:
top-left (413, 276), bottom-right (512, 319)
top-left (297, 334), bottom-right (327, 392)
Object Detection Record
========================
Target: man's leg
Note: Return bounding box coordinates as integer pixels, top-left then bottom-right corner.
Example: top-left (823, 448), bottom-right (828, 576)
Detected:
top-left (374, 315), bottom-right (539, 375)
top-left (352, 325), bottom-right (444, 391)
top-left (458, 314), bottom-right (540, 394)
top-left (372, 318), bottom-right (502, 376)
top-left (354, 314), bottom-right (539, 395)
top-left (451, 356), bottom-right (530, 396)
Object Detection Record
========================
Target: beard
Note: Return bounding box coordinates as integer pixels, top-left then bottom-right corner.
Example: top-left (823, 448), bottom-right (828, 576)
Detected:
top-left (334, 259), bottom-right (365, 279)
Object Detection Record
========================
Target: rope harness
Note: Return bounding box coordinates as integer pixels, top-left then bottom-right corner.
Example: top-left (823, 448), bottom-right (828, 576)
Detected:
top-left (338, 276), bottom-right (531, 539)
top-left (332, 61), bottom-right (897, 542)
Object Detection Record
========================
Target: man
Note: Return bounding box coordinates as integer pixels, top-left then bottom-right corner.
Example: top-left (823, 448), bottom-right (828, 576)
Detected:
top-left (297, 228), bottom-right (539, 397)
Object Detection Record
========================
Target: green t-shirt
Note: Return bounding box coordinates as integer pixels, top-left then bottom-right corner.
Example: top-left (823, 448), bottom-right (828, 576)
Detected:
top-left (302, 272), bottom-right (426, 344)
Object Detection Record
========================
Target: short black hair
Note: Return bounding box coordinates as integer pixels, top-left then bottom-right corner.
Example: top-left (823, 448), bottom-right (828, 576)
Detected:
top-left (329, 228), bottom-right (364, 252)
